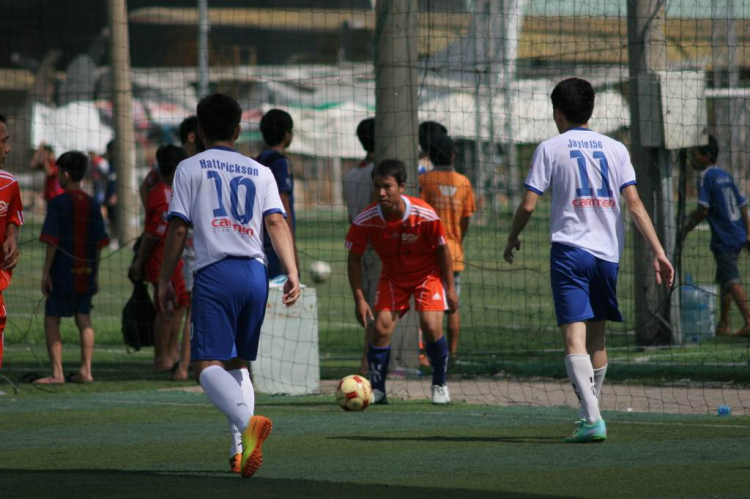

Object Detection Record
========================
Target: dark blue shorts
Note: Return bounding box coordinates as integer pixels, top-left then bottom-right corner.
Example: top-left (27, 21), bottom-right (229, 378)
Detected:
top-left (191, 257), bottom-right (269, 362)
top-left (550, 243), bottom-right (622, 327)
top-left (714, 251), bottom-right (741, 291)
top-left (45, 294), bottom-right (93, 318)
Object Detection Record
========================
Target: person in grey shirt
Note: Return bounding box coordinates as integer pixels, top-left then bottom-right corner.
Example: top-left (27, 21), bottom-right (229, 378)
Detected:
top-left (344, 118), bottom-right (382, 375)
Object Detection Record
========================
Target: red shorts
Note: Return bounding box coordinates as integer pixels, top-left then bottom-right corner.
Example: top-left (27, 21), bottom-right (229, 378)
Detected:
top-left (0, 292), bottom-right (6, 368)
top-left (374, 274), bottom-right (447, 313)
top-left (152, 266), bottom-right (190, 313)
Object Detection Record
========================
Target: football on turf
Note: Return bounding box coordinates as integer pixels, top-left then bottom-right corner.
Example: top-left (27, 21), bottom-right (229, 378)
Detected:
top-left (309, 260), bottom-right (332, 283)
top-left (335, 374), bottom-right (372, 411)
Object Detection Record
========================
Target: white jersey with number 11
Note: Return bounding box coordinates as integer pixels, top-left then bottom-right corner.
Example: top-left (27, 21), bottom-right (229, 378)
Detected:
top-left (168, 146), bottom-right (286, 272)
top-left (524, 128), bottom-right (637, 263)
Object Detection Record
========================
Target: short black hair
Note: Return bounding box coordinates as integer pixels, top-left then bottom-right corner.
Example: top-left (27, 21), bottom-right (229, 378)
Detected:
top-left (372, 158), bottom-right (407, 185)
top-left (156, 144), bottom-right (188, 178)
top-left (197, 93), bottom-right (242, 142)
top-left (697, 135), bottom-right (719, 163)
top-left (419, 121), bottom-right (448, 153)
top-left (356, 118), bottom-right (375, 153)
top-left (550, 77), bottom-right (595, 125)
top-left (57, 151), bottom-right (88, 182)
top-left (428, 134), bottom-right (456, 167)
top-left (106, 140), bottom-right (115, 154)
top-left (179, 116), bottom-right (198, 144)
top-left (0, 114), bottom-right (6, 124)
top-left (260, 109), bottom-right (293, 147)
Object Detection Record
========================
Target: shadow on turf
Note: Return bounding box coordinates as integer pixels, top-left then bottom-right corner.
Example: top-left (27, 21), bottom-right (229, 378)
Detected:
top-left (0, 470), bottom-right (576, 499)
top-left (330, 435), bottom-right (561, 444)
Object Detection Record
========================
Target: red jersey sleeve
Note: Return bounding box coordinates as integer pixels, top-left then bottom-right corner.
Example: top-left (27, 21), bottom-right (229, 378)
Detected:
top-left (7, 181), bottom-right (23, 227)
top-left (427, 219), bottom-right (448, 248)
top-left (145, 187), bottom-right (169, 238)
top-left (344, 222), bottom-right (369, 255)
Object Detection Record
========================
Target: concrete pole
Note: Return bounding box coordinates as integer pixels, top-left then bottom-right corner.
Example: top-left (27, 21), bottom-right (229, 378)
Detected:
top-left (374, 0), bottom-right (420, 372)
top-left (109, 0), bottom-right (138, 246)
top-left (374, 0), bottom-right (419, 194)
top-left (627, 0), bottom-right (674, 345)
top-left (197, 0), bottom-right (210, 98)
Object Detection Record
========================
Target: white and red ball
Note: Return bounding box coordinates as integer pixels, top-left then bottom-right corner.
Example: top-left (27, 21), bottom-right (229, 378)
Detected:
top-left (335, 374), bottom-right (372, 411)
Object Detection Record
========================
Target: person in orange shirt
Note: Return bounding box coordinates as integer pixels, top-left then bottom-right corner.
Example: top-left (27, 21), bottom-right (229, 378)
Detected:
top-left (419, 134), bottom-right (476, 358)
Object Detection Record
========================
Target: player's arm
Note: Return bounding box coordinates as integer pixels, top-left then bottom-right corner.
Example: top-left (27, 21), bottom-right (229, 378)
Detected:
top-left (2, 223), bottom-right (20, 270)
top-left (138, 176), bottom-right (152, 208)
top-left (680, 205), bottom-right (708, 242)
top-left (157, 217), bottom-right (189, 319)
top-left (459, 217), bottom-right (470, 242)
top-left (741, 206), bottom-right (750, 251)
top-left (278, 192), bottom-right (300, 272)
top-left (623, 185), bottom-right (674, 287)
top-left (129, 233), bottom-right (158, 281)
top-left (437, 244), bottom-right (458, 313)
top-left (41, 242), bottom-right (56, 297)
top-left (265, 212), bottom-right (301, 307)
top-left (504, 189), bottom-right (540, 263)
top-left (347, 251), bottom-right (372, 327)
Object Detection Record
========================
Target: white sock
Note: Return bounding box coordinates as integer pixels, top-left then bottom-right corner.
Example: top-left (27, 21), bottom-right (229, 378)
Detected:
top-left (199, 365), bottom-right (251, 432)
top-left (227, 368), bottom-right (255, 456)
top-left (565, 354), bottom-right (601, 424)
top-left (593, 364), bottom-right (607, 401)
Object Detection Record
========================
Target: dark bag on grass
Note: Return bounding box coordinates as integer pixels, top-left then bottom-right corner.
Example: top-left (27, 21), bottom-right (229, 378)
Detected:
top-left (122, 281), bottom-right (156, 351)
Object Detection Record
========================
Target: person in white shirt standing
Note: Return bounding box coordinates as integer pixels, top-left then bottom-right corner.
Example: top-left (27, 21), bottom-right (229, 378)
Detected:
top-left (503, 78), bottom-right (674, 443)
top-left (158, 93), bottom-right (300, 477)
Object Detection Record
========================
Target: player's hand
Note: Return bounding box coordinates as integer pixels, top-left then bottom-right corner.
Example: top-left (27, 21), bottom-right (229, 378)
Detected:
top-left (446, 286), bottom-right (458, 314)
top-left (41, 273), bottom-right (53, 297)
top-left (282, 273), bottom-right (301, 307)
top-left (354, 298), bottom-right (373, 327)
top-left (1, 237), bottom-right (19, 270)
top-left (503, 237), bottom-right (521, 264)
top-left (157, 280), bottom-right (177, 323)
top-left (653, 253), bottom-right (674, 288)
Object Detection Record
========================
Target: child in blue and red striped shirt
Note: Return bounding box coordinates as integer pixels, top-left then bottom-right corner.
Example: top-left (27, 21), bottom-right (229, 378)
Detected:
top-left (35, 151), bottom-right (109, 385)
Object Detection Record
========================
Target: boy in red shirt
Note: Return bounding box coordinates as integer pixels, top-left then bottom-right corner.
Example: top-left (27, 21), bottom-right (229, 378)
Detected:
top-left (130, 145), bottom-right (190, 372)
top-left (0, 114), bottom-right (23, 368)
top-left (346, 159), bottom-right (457, 404)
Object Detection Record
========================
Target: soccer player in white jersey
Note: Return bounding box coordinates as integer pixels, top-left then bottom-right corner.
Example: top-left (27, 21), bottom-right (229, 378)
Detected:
top-left (158, 93), bottom-right (300, 477)
top-left (503, 78), bottom-right (674, 443)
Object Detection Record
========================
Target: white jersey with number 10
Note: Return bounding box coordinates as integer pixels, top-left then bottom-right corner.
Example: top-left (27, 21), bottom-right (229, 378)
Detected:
top-left (168, 146), bottom-right (286, 272)
top-left (524, 128), bottom-right (637, 263)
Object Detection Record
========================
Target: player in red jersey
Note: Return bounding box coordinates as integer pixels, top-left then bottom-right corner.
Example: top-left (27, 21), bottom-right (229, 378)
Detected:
top-left (345, 159), bottom-right (457, 405)
top-left (0, 114), bottom-right (24, 368)
top-left (130, 145), bottom-right (190, 373)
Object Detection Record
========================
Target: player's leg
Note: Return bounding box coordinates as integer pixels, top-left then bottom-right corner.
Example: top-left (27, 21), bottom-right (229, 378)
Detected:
top-left (729, 283), bottom-right (750, 335)
top-left (191, 260), bottom-right (255, 435)
top-left (586, 320), bottom-right (607, 401)
top-left (359, 248), bottom-right (380, 375)
top-left (0, 294), bottom-right (5, 369)
top-left (369, 310), bottom-right (399, 403)
top-left (72, 310), bottom-right (95, 383)
top-left (152, 281), bottom-right (174, 372)
top-left (550, 244), bottom-right (606, 442)
top-left (446, 272), bottom-right (461, 357)
top-left (717, 291), bottom-right (732, 335)
top-left (173, 304), bottom-right (191, 381)
top-left (34, 315), bottom-right (65, 384)
top-left (225, 357), bottom-right (254, 473)
top-left (232, 258), bottom-right (273, 478)
top-left (415, 275), bottom-right (451, 403)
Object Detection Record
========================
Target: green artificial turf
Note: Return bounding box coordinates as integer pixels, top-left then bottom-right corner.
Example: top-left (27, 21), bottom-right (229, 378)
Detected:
top-left (1, 388), bottom-right (749, 498)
